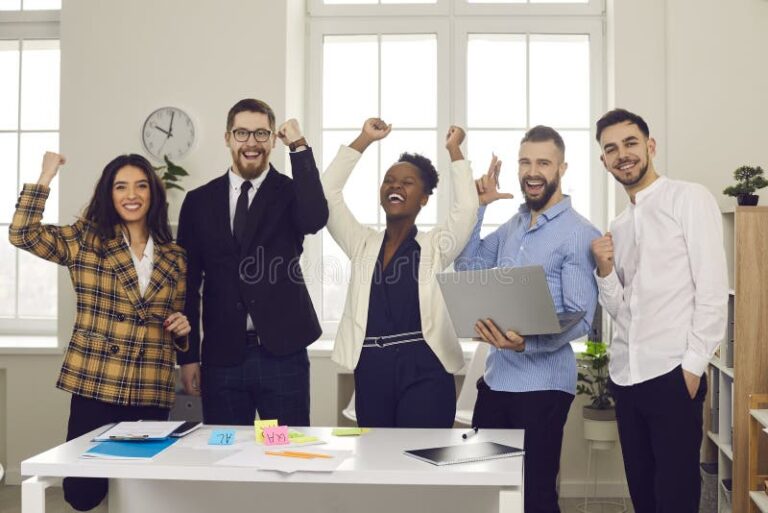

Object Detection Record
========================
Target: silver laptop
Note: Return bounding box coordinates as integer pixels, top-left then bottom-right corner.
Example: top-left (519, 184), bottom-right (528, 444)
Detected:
top-left (437, 265), bottom-right (586, 337)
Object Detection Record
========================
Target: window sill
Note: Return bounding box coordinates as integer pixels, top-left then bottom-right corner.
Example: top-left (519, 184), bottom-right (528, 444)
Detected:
top-left (0, 335), bottom-right (62, 355)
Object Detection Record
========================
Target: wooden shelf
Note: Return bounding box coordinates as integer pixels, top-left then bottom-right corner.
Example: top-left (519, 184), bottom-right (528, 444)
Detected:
top-left (751, 410), bottom-right (768, 430)
top-left (751, 491), bottom-right (768, 513)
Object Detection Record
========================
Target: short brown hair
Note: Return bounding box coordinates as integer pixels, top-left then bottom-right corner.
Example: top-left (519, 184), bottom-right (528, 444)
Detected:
top-left (226, 98), bottom-right (276, 131)
top-left (520, 125), bottom-right (565, 156)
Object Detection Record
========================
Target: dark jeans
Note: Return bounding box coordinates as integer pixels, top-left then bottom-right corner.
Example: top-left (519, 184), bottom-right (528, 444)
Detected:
top-left (354, 341), bottom-right (456, 428)
top-left (201, 345), bottom-right (310, 426)
top-left (609, 365), bottom-right (707, 513)
top-left (64, 394), bottom-right (169, 511)
top-left (472, 378), bottom-right (573, 513)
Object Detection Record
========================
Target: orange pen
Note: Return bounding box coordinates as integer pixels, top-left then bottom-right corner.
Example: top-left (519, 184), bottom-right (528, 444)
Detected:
top-left (265, 450), bottom-right (332, 459)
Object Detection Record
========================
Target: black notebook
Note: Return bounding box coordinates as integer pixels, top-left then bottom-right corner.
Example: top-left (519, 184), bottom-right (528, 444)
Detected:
top-left (404, 441), bottom-right (524, 466)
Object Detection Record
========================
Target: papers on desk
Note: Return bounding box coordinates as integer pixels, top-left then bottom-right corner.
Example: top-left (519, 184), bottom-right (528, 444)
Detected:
top-left (82, 438), bottom-right (179, 460)
top-left (94, 421), bottom-right (185, 441)
top-left (214, 446), bottom-right (352, 474)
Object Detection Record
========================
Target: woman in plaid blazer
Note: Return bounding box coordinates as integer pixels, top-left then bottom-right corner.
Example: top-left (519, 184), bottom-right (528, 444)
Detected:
top-left (9, 152), bottom-right (190, 512)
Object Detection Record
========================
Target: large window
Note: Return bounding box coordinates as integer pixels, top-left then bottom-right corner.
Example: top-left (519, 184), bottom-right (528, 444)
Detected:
top-left (309, 0), bottom-right (605, 334)
top-left (0, 5), bottom-right (60, 335)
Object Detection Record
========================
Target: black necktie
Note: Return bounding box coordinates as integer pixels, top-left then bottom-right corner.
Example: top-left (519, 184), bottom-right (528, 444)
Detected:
top-left (233, 181), bottom-right (252, 245)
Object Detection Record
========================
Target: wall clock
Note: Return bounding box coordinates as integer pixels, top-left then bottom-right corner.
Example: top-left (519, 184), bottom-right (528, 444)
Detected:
top-left (142, 106), bottom-right (195, 161)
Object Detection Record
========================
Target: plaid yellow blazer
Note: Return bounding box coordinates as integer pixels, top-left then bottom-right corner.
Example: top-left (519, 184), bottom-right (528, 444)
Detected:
top-left (9, 184), bottom-right (188, 408)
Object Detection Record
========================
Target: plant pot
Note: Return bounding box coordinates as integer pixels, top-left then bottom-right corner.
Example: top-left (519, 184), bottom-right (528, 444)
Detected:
top-left (737, 193), bottom-right (759, 206)
top-left (583, 406), bottom-right (618, 450)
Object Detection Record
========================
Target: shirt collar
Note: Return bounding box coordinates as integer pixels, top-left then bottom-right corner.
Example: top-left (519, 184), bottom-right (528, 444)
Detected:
top-left (122, 232), bottom-right (154, 261)
top-left (228, 167), bottom-right (268, 193)
top-left (518, 195), bottom-right (573, 223)
top-left (633, 175), bottom-right (667, 204)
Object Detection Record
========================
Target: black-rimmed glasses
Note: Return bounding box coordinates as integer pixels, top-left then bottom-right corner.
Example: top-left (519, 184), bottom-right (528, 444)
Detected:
top-left (231, 128), bottom-right (273, 143)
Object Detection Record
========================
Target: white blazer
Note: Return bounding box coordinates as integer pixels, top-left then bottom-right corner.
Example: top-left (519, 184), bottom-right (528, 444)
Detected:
top-left (322, 145), bottom-right (479, 373)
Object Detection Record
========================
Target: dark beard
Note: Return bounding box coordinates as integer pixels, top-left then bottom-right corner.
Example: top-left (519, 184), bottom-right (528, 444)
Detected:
top-left (522, 174), bottom-right (560, 212)
top-left (614, 160), bottom-right (649, 187)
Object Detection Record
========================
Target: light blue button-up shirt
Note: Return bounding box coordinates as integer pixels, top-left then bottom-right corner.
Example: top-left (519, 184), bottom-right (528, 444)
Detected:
top-left (455, 196), bottom-right (600, 394)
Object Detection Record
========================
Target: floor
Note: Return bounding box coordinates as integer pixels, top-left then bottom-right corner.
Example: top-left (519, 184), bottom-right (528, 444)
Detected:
top-left (0, 483), bottom-right (633, 513)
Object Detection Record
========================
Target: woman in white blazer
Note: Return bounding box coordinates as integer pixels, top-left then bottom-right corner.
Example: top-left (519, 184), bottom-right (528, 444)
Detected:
top-left (321, 118), bottom-right (479, 428)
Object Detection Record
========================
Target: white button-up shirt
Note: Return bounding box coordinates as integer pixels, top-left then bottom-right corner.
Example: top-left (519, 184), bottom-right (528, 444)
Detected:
top-left (596, 176), bottom-right (729, 386)
top-left (124, 233), bottom-right (154, 297)
top-left (228, 168), bottom-right (268, 332)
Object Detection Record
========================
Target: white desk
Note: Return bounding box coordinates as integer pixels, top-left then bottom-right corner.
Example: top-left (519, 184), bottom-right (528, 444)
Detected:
top-left (21, 426), bottom-right (524, 513)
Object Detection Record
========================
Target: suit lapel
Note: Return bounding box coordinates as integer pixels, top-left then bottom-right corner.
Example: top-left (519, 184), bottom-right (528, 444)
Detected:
top-left (211, 173), bottom-right (238, 255)
top-left (239, 166), bottom-right (284, 256)
top-left (103, 230), bottom-right (145, 314)
top-left (143, 243), bottom-right (177, 304)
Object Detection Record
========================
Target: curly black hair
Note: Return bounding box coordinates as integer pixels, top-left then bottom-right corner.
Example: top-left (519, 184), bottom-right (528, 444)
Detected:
top-left (397, 152), bottom-right (439, 196)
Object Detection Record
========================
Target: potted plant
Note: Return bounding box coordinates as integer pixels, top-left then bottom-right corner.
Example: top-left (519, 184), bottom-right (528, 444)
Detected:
top-left (154, 155), bottom-right (189, 192)
top-left (723, 165), bottom-right (767, 206)
top-left (577, 340), bottom-right (618, 448)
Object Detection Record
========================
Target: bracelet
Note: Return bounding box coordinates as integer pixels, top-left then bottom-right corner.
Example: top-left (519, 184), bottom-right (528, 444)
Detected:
top-left (289, 137), bottom-right (308, 152)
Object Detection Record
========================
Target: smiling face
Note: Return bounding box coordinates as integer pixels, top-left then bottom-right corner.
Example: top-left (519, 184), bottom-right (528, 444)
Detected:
top-left (599, 120), bottom-right (657, 189)
top-left (225, 111), bottom-right (275, 179)
top-left (380, 162), bottom-right (429, 222)
top-left (517, 140), bottom-right (567, 212)
top-left (112, 165), bottom-right (151, 226)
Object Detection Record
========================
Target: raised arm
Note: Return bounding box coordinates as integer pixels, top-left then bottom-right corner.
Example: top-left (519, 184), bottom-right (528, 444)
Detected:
top-left (9, 152), bottom-right (83, 266)
top-left (276, 119), bottom-right (329, 235)
top-left (320, 118), bottom-right (389, 257)
top-left (591, 232), bottom-right (627, 322)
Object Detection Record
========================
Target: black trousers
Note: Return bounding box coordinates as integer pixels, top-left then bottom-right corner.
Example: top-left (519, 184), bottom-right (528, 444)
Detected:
top-left (64, 394), bottom-right (169, 511)
top-left (472, 378), bottom-right (573, 513)
top-left (609, 365), bottom-right (707, 513)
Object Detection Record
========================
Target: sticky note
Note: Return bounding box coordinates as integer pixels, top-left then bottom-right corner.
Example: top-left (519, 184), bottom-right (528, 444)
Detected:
top-left (332, 427), bottom-right (371, 436)
top-left (254, 419), bottom-right (278, 442)
top-left (209, 429), bottom-right (236, 446)
top-left (262, 425), bottom-right (290, 446)
top-left (289, 436), bottom-right (320, 444)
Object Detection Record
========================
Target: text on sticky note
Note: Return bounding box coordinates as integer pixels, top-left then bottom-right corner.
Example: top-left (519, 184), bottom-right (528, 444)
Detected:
top-left (254, 419), bottom-right (278, 442)
top-left (209, 429), bottom-right (236, 446)
top-left (262, 425), bottom-right (290, 446)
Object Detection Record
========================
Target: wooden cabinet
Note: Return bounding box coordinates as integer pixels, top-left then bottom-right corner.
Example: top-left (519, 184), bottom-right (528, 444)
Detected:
top-left (704, 207), bottom-right (768, 513)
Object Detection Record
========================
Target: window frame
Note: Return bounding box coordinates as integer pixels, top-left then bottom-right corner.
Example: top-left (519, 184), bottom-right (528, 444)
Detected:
top-left (0, 7), bottom-right (60, 336)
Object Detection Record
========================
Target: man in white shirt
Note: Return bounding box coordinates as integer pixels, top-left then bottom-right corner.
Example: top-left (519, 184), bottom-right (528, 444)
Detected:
top-left (591, 108), bottom-right (728, 513)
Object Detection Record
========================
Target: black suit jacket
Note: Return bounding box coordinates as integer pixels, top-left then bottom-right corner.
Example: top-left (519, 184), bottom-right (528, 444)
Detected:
top-left (176, 149), bottom-right (328, 366)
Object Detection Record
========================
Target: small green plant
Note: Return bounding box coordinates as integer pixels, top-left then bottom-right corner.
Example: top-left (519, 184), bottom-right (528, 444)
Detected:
top-left (154, 155), bottom-right (189, 192)
top-left (577, 340), bottom-right (614, 410)
top-left (723, 165), bottom-right (768, 197)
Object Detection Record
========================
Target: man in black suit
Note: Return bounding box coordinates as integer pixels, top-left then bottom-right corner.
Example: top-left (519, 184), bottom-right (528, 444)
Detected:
top-left (177, 98), bottom-right (328, 426)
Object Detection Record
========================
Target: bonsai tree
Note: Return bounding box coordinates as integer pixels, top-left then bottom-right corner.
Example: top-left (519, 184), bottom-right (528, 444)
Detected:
top-left (577, 340), bottom-right (614, 410)
top-left (154, 155), bottom-right (189, 192)
top-left (723, 165), bottom-right (767, 199)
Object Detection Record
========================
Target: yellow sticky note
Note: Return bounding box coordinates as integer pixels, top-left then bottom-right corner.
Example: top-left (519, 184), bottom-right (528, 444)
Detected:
top-left (254, 419), bottom-right (278, 442)
top-left (331, 427), bottom-right (371, 436)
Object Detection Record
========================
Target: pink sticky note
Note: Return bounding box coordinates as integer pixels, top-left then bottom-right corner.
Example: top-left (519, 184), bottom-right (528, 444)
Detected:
top-left (262, 425), bottom-right (290, 446)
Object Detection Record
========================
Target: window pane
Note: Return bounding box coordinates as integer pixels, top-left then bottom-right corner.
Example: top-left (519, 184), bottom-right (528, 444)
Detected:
top-left (23, 0), bottom-right (62, 8)
top-left (20, 40), bottom-right (60, 130)
top-left (20, 132), bottom-right (59, 223)
top-left (467, 34), bottom-right (526, 128)
top-left (467, 129), bottom-right (525, 225)
top-left (324, 0), bottom-right (377, 4)
top-left (0, 227), bottom-right (16, 317)
top-left (381, 0), bottom-right (436, 4)
top-left (559, 129), bottom-right (590, 219)
top-left (0, 134), bottom-right (19, 224)
top-left (323, 130), bottom-right (380, 225)
top-left (529, 35), bottom-right (589, 128)
top-left (379, 129), bottom-right (437, 224)
top-left (532, 0), bottom-right (588, 3)
top-left (323, 36), bottom-right (378, 128)
top-left (0, 41), bottom-right (20, 130)
top-left (322, 230), bottom-right (350, 322)
top-left (0, 0), bottom-right (21, 9)
top-left (18, 247), bottom-right (57, 318)
top-left (467, 0), bottom-right (525, 4)
top-left (381, 34), bottom-right (436, 128)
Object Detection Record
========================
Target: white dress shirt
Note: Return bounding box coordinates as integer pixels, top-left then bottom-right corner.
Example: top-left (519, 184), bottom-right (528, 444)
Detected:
top-left (124, 233), bottom-right (154, 297)
top-left (596, 176), bottom-right (729, 386)
top-left (228, 168), bottom-right (268, 332)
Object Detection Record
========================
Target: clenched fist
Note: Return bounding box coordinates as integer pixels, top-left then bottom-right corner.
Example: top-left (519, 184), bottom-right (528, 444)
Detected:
top-left (591, 233), bottom-right (614, 277)
top-left (277, 119), bottom-right (304, 146)
top-left (38, 152), bottom-right (66, 187)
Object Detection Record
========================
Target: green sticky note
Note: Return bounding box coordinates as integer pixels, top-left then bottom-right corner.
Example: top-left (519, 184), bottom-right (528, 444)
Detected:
top-left (289, 436), bottom-right (320, 444)
top-left (332, 427), bottom-right (371, 436)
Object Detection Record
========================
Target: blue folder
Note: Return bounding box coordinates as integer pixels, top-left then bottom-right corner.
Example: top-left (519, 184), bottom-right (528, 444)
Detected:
top-left (82, 437), bottom-right (179, 459)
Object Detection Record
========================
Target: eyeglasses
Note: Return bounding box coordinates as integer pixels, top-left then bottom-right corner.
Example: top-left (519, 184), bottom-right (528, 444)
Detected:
top-left (231, 128), bottom-right (273, 143)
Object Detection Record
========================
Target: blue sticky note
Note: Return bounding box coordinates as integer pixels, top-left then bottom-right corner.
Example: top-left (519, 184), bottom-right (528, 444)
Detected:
top-left (208, 429), bottom-right (236, 446)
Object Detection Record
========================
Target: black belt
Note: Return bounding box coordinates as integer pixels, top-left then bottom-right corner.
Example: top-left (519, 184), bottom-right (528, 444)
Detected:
top-left (362, 331), bottom-right (425, 348)
top-left (245, 331), bottom-right (261, 346)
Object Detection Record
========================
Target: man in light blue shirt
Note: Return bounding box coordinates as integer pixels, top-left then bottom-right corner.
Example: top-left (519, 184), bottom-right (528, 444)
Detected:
top-left (455, 126), bottom-right (599, 513)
